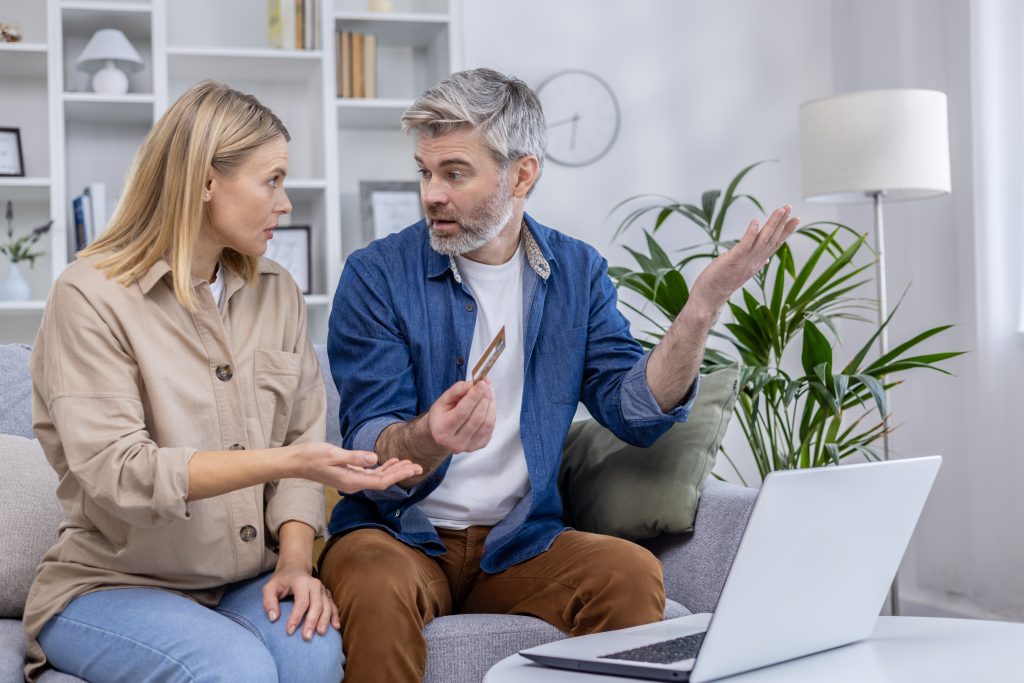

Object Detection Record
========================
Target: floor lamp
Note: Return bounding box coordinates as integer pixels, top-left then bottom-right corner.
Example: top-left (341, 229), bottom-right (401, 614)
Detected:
top-left (799, 89), bottom-right (952, 615)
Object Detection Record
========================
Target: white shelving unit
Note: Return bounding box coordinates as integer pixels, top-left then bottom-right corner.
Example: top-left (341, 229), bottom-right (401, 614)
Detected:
top-left (0, 0), bottom-right (461, 344)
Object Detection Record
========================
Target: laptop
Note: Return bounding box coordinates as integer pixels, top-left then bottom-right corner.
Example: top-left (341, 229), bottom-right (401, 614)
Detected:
top-left (520, 456), bottom-right (942, 681)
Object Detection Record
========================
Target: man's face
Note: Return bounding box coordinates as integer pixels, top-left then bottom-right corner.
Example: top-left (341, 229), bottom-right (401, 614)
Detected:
top-left (415, 127), bottom-right (514, 256)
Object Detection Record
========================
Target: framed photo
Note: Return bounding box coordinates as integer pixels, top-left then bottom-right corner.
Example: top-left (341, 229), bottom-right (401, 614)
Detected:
top-left (0, 128), bottom-right (25, 177)
top-left (265, 225), bottom-right (311, 294)
top-left (359, 180), bottom-right (423, 245)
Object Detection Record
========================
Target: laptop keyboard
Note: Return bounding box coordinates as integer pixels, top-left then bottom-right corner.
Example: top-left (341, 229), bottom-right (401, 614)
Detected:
top-left (599, 631), bottom-right (707, 664)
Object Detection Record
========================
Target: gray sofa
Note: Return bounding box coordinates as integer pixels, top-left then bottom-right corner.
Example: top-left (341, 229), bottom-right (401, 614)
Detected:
top-left (0, 342), bottom-right (757, 683)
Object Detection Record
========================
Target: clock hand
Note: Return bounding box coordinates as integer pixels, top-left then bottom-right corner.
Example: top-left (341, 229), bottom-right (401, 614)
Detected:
top-left (548, 115), bottom-right (577, 127)
top-left (570, 113), bottom-right (580, 150)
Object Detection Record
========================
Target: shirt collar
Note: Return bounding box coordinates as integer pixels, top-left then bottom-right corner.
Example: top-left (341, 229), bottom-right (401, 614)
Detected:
top-left (137, 256), bottom-right (277, 295)
top-left (427, 213), bottom-right (553, 284)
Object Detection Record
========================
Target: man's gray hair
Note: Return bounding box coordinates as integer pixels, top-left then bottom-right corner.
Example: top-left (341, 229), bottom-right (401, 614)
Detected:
top-left (402, 68), bottom-right (548, 195)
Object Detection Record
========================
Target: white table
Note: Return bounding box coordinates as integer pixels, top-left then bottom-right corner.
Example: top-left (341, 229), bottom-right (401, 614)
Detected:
top-left (484, 616), bottom-right (1024, 682)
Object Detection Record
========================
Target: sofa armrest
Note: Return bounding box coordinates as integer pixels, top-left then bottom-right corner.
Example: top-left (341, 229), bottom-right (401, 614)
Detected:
top-left (641, 478), bottom-right (756, 614)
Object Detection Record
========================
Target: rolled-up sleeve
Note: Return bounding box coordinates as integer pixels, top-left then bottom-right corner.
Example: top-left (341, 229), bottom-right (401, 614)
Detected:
top-left (36, 280), bottom-right (193, 527)
top-left (620, 351), bottom-right (700, 424)
top-left (580, 254), bottom-right (695, 447)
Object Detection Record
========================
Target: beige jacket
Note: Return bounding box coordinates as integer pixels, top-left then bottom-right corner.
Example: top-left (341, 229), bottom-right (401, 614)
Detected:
top-left (23, 254), bottom-right (326, 681)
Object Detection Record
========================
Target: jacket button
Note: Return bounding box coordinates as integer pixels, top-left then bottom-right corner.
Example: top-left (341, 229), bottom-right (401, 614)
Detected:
top-left (228, 443), bottom-right (245, 451)
top-left (393, 510), bottom-right (401, 519)
top-left (215, 364), bottom-right (233, 381)
top-left (465, 303), bottom-right (474, 312)
top-left (239, 525), bottom-right (257, 542)
top-left (456, 356), bottom-right (464, 366)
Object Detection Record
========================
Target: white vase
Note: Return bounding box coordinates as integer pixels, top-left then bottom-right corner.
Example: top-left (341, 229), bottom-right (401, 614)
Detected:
top-left (0, 261), bottom-right (31, 301)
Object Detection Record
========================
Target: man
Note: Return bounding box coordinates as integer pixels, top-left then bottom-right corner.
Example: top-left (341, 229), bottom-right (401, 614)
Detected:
top-left (320, 67), bottom-right (799, 682)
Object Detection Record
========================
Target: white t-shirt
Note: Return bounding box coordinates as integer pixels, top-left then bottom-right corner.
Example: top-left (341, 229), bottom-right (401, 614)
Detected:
top-left (208, 264), bottom-right (226, 311)
top-left (417, 242), bottom-right (531, 530)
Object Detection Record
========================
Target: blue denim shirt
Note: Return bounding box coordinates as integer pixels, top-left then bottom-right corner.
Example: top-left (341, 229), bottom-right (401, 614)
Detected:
top-left (326, 214), bottom-right (698, 573)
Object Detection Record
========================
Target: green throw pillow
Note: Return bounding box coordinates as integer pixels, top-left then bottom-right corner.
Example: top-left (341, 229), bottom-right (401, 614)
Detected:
top-left (558, 363), bottom-right (740, 541)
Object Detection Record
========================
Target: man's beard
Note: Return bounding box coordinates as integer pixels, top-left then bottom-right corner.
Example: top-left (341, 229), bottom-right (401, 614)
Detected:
top-left (427, 181), bottom-right (514, 256)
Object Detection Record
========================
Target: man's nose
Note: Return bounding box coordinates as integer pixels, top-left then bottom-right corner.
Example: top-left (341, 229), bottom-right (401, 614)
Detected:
top-left (421, 176), bottom-right (448, 206)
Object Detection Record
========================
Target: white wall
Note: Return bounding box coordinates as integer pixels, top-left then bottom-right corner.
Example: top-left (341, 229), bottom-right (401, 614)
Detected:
top-left (462, 0), bottom-right (835, 487)
top-left (462, 0), bottom-right (1022, 620)
top-left (462, 0), bottom-right (834, 263)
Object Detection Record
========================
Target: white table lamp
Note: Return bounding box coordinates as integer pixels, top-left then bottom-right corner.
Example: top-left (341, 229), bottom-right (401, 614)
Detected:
top-left (76, 29), bottom-right (143, 95)
top-left (799, 88), bottom-right (951, 615)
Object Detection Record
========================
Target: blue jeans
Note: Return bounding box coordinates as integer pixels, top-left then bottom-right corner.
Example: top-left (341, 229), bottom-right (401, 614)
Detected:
top-left (38, 572), bottom-right (344, 683)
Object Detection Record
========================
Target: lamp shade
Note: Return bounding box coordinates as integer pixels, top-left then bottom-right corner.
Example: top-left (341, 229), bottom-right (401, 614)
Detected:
top-left (76, 29), bottom-right (143, 73)
top-left (799, 89), bottom-right (951, 203)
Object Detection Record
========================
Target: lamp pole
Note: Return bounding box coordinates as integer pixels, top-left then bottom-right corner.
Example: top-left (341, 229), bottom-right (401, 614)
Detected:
top-left (870, 190), bottom-right (900, 616)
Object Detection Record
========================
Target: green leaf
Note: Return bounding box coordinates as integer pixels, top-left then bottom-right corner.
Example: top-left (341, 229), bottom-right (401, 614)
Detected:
top-left (623, 246), bottom-right (657, 274)
top-left (853, 374), bottom-right (888, 417)
top-left (711, 161), bottom-right (770, 240)
top-left (701, 190), bottom-right (721, 225)
top-left (801, 320), bottom-right (833, 377)
top-left (786, 229), bottom-right (838, 307)
top-left (651, 268), bottom-right (689, 318)
top-left (644, 231), bottom-right (674, 270)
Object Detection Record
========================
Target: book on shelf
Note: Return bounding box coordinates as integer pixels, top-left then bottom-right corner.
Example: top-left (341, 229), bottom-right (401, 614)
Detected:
top-left (352, 32), bottom-right (364, 97)
top-left (363, 33), bottom-right (376, 99)
top-left (269, 0), bottom-right (318, 50)
top-left (71, 182), bottom-right (108, 252)
top-left (336, 30), bottom-right (378, 99)
top-left (337, 31), bottom-right (352, 98)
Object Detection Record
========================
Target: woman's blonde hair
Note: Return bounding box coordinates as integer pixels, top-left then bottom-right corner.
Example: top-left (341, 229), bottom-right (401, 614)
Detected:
top-left (80, 80), bottom-right (289, 309)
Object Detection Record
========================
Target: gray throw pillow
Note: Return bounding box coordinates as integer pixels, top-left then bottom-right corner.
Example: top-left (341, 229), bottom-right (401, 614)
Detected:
top-left (559, 363), bottom-right (740, 541)
top-left (0, 435), bottom-right (62, 617)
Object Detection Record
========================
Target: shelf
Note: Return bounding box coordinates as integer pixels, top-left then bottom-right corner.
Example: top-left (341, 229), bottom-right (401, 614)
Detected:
top-left (61, 4), bottom-right (152, 41)
top-left (304, 294), bottom-right (330, 307)
top-left (61, 1), bottom-right (152, 14)
top-left (63, 92), bottom-right (154, 124)
top-left (336, 98), bottom-right (412, 129)
top-left (333, 12), bottom-right (448, 47)
top-left (167, 46), bottom-right (323, 82)
top-left (285, 179), bottom-right (326, 201)
top-left (0, 43), bottom-right (48, 78)
top-left (0, 178), bottom-right (51, 203)
top-left (0, 300), bottom-right (47, 313)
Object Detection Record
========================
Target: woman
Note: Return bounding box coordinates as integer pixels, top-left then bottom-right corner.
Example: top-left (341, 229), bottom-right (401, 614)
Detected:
top-left (22, 80), bottom-right (420, 682)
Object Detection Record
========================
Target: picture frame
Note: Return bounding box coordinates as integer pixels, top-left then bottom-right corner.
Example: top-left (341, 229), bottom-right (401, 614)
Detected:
top-left (359, 180), bottom-right (423, 245)
top-left (264, 225), bottom-right (311, 294)
top-left (0, 128), bottom-right (25, 177)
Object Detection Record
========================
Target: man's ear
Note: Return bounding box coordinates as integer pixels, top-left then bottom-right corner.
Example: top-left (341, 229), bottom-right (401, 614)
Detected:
top-left (511, 155), bottom-right (540, 199)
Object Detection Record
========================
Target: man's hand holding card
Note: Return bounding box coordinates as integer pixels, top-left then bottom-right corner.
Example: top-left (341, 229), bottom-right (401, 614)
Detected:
top-left (424, 325), bottom-right (506, 455)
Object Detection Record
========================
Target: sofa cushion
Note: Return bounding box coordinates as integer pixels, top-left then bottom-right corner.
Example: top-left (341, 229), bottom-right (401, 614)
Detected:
top-left (0, 436), bottom-right (62, 617)
top-left (0, 344), bottom-right (33, 439)
top-left (421, 600), bottom-right (688, 683)
top-left (559, 363), bottom-right (740, 541)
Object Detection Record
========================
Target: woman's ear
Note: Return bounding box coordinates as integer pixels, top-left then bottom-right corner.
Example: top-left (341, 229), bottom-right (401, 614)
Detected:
top-left (511, 155), bottom-right (540, 199)
top-left (203, 176), bottom-right (213, 202)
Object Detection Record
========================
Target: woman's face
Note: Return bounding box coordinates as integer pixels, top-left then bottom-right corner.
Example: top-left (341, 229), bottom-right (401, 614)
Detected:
top-left (204, 135), bottom-right (292, 258)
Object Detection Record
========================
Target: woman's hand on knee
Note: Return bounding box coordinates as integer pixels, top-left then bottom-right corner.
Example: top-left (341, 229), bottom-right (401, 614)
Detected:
top-left (262, 562), bottom-right (341, 640)
top-left (290, 442), bottom-right (423, 494)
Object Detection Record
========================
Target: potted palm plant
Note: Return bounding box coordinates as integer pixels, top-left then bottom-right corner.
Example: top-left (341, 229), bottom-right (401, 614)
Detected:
top-left (608, 163), bottom-right (963, 484)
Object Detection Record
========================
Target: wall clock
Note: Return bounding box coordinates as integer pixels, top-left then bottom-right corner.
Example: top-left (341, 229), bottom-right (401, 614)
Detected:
top-left (536, 69), bottom-right (621, 167)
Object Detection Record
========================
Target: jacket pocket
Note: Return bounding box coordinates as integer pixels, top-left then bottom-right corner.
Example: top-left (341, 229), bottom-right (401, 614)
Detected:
top-left (254, 349), bottom-right (303, 448)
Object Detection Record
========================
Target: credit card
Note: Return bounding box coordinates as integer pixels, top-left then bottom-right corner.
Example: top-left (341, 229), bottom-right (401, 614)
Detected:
top-left (471, 326), bottom-right (506, 383)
